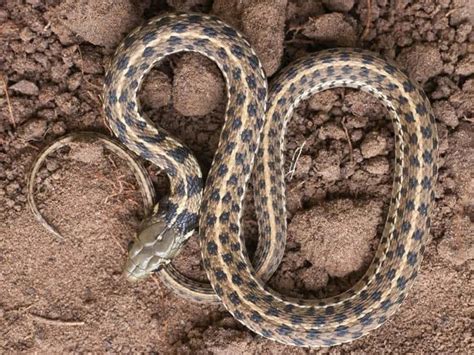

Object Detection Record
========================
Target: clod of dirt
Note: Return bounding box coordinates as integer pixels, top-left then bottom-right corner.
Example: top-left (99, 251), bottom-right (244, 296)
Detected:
top-left (51, 0), bottom-right (150, 47)
top-left (287, 199), bottom-right (383, 280)
top-left (180, 326), bottom-right (262, 354)
top-left (344, 90), bottom-right (386, 119)
top-left (211, 0), bottom-right (243, 29)
top-left (17, 119), bottom-right (47, 141)
top-left (140, 70), bottom-right (172, 110)
top-left (437, 215), bottom-right (473, 266)
top-left (449, 89), bottom-right (474, 120)
top-left (363, 156), bottom-right (390, 175)
top-left (323, 0), bottom-right (354, 12)
top-left (166, 0), bottom-right (211, 11)
top-left (67, 72), bottom-right (83, 91)
top-left (55, 92), bottom-right (80, 116)
top-left (302, 13), bottom-right (357, 47)
top-left (293, 154), bottom-right (312, 179)
top-left (345, 114), bottom-right (368, 129)
top-left (311, 112), bottom-right (330, 126)
top-left (397, 44), bottom-right (443, 83)
top-left (360, 131), bottom-right (388, 158)
top-left (9, 79), bottom-right (39, 96)
top-left (449, 0), bottom-right (474, 26)
top-left (455, 22), bottom-right (473, 43)
top-left (172, 53), bottom-right (224, 116)
top-left (73, 48), bottom-right (104, 74)
top-left (5, 181), bottom-right (20, 196)
top-left (241, 0), bottom-right (286, 76)
top-left (49, 20), bottom-right (76, 46)
top-left (308, 89), bottom-right (339, 112)
top-left (0, 20), bottom-right (19, 39)
top-left (463, 79), bottom-right (474, 93)
top-left (212, 0), bottom-right (286, 76)
top-left (298, 267), bottom-right (330, 291)
top-left (431, 77), bottom-right (458, 100)
top-left (455, 54), bottom-right (474, 76)
top-left (51, 121), bottom-right (67, 136)
top-left (318, 122), bottom-right (346, 140)
top-left (446, 123), bottom-right (474, 213)
top-left (314, 149), bottom-right (341, 182)
top-left (433, 100), bottom-right (459, 128)
top-left (286, 0), bottom-right (324, 27)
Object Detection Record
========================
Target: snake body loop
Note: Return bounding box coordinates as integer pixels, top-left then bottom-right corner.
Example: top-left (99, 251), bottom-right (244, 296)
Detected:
top-left (46, 13), bottom-right (436, 347)
top-left (200, 48), bottom-right (438, 346)
top-left (103, 13), bottom-right (285, 303)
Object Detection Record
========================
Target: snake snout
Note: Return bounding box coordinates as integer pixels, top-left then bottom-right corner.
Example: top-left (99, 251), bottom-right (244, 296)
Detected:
top-left (123, 218), bottom-right (179, 281)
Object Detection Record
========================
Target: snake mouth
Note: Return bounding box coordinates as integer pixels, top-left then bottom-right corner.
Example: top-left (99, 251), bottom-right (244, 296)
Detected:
top-left (123, 253), bottom-right (168, 282)
top-left (122, 259), bottom-right (150, 282)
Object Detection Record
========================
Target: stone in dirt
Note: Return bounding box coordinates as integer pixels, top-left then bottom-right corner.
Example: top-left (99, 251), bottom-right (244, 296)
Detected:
top-left (10, 80), bottom-right (39, 96)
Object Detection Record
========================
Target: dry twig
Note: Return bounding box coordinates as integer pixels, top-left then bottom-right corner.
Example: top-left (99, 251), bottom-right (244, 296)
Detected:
top-left (362, 0), bottom-right (373, 40)
top-left (1, 74), bottom-right (16, 127)
top-left (28, 313), bottom-right (85, 326)
top-left (286, 140), bottom-right (307, 181)
top-left (341, 117), bottom-right (354, 165)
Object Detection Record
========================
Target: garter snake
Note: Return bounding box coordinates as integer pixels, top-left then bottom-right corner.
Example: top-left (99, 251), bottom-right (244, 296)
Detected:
top-left (29, 13), bottom-right (437, 347)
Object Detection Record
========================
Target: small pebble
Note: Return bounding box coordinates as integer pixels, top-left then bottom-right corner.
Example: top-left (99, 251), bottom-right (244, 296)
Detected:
top-left (10, 80), bottom-right (39, 96)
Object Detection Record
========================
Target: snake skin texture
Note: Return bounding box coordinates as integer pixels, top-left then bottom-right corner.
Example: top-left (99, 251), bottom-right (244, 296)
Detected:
top-left (102, 13), bottom-right (438, 347)
top-left (103, 13), bottom-right (284, 303)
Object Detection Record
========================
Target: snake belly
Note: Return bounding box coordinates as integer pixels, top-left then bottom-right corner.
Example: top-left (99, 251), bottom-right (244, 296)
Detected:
top-left (199, 52), bottom-right (437, 345)
top-left (103, 13), bottom-right (284, 303)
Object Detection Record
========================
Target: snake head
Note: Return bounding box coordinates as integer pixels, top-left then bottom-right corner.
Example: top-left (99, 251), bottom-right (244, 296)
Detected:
top-left (123, 218), bottom-right (179, 282)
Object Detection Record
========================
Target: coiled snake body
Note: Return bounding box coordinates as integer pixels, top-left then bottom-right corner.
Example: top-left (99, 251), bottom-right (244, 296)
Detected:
top-left (31, 13), bottom-right (438, 347)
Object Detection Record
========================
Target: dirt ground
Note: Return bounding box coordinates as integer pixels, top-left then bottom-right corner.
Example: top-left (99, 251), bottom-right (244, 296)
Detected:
top-left (1, 0), bottom-right (473, 353)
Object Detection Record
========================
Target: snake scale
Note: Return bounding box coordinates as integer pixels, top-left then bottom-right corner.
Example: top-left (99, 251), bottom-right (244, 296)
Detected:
top-left (29, 13), bottom-right (438, 347)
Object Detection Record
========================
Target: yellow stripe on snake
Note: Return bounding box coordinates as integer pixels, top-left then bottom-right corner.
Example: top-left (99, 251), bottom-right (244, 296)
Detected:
top-left (31, 13), bottom-right (438, 347)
